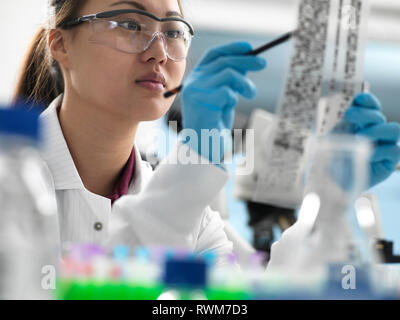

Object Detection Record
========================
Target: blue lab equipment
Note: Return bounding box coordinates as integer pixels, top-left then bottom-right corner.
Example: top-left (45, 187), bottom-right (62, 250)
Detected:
top-left (0, 106), bottom-right (59, 300)
top-left (158, 257), bottom-right (208, 300)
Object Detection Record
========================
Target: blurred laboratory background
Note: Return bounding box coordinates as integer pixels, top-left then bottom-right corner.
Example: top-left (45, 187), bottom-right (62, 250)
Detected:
top-left (1, 0), bottom-right (399, 253)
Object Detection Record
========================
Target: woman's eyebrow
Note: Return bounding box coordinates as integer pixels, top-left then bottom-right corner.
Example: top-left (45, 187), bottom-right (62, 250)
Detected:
top-left (110, 1), bottom-right (184, 18)
top-left (110, 1), bottom-right (146, 11)
top-left (165, 11), bottom-right (183, 19)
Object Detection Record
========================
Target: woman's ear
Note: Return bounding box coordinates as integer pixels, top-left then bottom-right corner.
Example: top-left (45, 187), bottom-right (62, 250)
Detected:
top-left (48, 29), bottom-right (70, 69)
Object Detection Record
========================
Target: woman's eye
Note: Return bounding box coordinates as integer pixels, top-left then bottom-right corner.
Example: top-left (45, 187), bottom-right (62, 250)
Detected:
top-left (165, 30), bottom-right (184, 39)
top-left (118, 21), bottom-right (140, 31)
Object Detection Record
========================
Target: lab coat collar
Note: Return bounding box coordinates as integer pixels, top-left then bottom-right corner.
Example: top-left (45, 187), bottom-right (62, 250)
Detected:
top-left (127, 143), bottom-right (153, 195)
top-left (39, 94), bottom-right (153, 193)
top-left (40, 94), bottom-right (84, 190)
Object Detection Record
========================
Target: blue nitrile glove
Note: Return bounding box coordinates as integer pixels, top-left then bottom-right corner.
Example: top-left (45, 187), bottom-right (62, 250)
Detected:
top-left (334, 93), bottom-right (400, 188)
top-left (181, 42), bottom-right (267, 166)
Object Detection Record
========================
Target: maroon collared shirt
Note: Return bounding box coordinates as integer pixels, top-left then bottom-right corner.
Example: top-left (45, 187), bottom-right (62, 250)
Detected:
top-left (107, 148), bottom-right (136, 205)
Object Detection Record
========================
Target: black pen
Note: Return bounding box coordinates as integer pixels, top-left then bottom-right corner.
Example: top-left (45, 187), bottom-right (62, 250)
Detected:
top-left (164, 31), bottom-right (295, 98)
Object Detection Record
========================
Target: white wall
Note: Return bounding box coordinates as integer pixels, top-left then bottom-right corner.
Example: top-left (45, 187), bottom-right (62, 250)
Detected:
top-left (0, 0), bottom-right (48, 104)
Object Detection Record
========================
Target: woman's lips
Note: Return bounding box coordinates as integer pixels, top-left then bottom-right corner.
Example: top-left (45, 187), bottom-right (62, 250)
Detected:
top-left (135, 80), bottom-right (165, 91)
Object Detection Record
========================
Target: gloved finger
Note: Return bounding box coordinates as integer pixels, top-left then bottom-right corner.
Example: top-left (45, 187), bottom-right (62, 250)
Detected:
top-left (184, 86), bottom-right (238, 113)
top-left (207, 86), bottom-right (239, 112)
top-left (371, 144), bottom-right (400, 163)
top-left (381, 160), bottom-right (398, 173)
top-left (204, 68), bottom-right (257, 99)
top-left (197, 42), bottom-right (253, 68)
top-left (358, 123), bottom-right (400, 144)
top-left (352, 93), bottom-right (382, 111)
top-left (199, 55), bottom-right (267, 76)
top-left (344, 107), bottom-right (386, 129)
top-left (371, 161), bottom-right (397, 179)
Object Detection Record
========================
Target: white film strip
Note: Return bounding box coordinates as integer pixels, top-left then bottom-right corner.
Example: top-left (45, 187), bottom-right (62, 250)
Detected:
top-left (253, 0), bottom-right (370, 208)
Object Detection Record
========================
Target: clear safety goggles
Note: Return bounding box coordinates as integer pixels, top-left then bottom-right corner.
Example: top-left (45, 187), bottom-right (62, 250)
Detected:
top-left (60, 9), bottom-right (195, 62)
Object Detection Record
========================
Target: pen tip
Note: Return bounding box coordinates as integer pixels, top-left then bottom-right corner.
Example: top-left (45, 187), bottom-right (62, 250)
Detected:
top-left (164, 91), bottom-right (173, 98)
top-left (164, 85), bottom-right (183, 99)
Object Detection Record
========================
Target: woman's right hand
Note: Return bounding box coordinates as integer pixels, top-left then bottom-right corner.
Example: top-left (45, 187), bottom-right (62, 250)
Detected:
top-left (181, 42), bottom-right (267, 164)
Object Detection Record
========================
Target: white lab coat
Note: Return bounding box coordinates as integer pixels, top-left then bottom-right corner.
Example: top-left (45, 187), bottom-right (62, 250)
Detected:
top-left (39, 95), bottom-right (235, 267)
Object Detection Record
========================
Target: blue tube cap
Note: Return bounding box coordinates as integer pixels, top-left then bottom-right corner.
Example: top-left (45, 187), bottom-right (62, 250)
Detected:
top-left (163, 258), bottom-right (207, 288)
top-left (0, 105), bottom-right (42, 141)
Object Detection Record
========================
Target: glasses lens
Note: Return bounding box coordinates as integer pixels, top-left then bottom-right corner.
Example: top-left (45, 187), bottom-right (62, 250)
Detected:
top-left (161, 20), bottom-right (191, 61)
top-left (87, 12), bottom-right (192, 60)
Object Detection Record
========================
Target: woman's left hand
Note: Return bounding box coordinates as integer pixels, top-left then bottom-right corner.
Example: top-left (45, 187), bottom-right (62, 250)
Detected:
top-left (336, 93), bottom-right (400, 188)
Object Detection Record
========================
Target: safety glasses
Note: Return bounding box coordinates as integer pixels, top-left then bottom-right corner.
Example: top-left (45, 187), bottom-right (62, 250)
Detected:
top-left (59, 9), bottom-right (195, 62)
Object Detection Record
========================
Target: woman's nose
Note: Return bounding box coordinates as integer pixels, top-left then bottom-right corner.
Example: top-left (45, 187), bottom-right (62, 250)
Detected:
top-left (140, 33), bottom-right (168, 64)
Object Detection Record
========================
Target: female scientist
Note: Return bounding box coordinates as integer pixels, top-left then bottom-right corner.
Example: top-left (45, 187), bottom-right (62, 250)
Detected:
top-left (13, 0), bottom-right (400, 266)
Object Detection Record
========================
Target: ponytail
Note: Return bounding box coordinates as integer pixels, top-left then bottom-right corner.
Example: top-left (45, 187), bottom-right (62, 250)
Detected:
top-left (13, 27), bottom-right (64, 108)
top-left (13, 0), bottom-right (86, 108)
